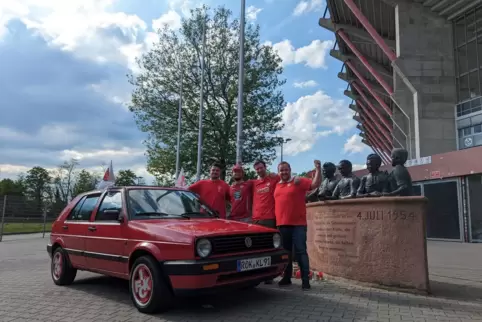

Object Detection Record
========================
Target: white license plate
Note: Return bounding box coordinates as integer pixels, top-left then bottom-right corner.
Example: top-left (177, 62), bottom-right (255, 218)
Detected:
top-left (237, 256), bottom-right (271, 272)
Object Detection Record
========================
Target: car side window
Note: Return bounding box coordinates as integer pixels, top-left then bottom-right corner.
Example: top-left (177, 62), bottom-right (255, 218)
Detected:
top-left (66, 196), bottom-right (87, 221)
top-left (96, 191), bottom-right (123, 221)
top-left (77, 195), bottom-right (101, 221)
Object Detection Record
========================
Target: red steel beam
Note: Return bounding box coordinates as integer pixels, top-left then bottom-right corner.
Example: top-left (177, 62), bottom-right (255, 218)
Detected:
top-left (346, 61), bottom-right (392, 116)
top-left (360, 112), bottom-right (392, 153)
top-left (366, 136), bottom-right (390, 165)
top-left (337, 30), bottom-right (393, 95)
top-left (343, 0), bottom-right (397, 62)
top-left (357, 100), bottom-right (392, 145)
top-left (352, 82), bottom-right (392, 133)
top-left (363, 124), bottom-right (390, 164)
top-left (364, 128), bottom-right (391, 165)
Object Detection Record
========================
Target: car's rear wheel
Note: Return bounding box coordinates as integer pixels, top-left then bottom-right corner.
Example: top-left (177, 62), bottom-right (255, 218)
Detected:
top-left (129, 255), bottom-right (173, 314)
top-left (51, 247), bottom-right (77, 285)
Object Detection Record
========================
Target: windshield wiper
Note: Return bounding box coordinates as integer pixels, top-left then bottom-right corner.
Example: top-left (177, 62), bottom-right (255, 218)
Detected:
top-left (135, 212), bottom-right (190, 219)
top-left (181, 211), bottom-right (218, 218)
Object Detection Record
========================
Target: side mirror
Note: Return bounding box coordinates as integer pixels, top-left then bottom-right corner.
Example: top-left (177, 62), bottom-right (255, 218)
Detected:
top-left (102, 209), bottom-right (122, 221)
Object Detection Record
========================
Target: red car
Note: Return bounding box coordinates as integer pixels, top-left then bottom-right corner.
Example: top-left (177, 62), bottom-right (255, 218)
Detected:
top-left (47, 186), bottom-right (288, 313)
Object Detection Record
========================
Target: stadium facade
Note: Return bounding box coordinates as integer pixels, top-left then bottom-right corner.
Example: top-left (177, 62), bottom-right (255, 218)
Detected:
top-left (321, 0), bottom-right (482, 242)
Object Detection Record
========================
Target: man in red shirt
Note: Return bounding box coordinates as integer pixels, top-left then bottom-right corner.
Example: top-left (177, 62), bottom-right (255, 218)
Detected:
top-left (252, 160), bottom-right (280, 229)
top-left (229, 164), bottom-right (253, 223)
top-left (274, 160), bottom-right (321, 290)
top-left (188, 163), bottom-right (231, 219)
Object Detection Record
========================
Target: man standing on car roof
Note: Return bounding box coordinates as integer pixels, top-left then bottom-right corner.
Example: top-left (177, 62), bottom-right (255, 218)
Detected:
top-left (189, 162), bottom-right (231, 219)
top-left (275, 160), bottom-right (321, 291)
top-left (229, 164), bottom-right (253, 223)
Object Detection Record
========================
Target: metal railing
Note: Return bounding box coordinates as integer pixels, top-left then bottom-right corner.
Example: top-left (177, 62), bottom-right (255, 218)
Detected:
top-left (0, 195), bottom-right (58, 242)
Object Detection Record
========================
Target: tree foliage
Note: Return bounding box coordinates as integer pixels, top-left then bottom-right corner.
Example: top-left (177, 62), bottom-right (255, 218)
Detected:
top-left (72, 169), bottom-right (99, 197)
top-left (115, 169), bottom-right (138, 186)
top-left (129, 6), bottom-right (286, 180)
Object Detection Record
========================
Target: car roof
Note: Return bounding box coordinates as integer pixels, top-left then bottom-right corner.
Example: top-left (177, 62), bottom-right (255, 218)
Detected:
top-left (77, 186), bottom-right (189, 198)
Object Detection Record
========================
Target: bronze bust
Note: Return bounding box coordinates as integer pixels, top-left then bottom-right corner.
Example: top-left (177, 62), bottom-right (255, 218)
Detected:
top-left (383, 148), bottom-right (413, 196)
top-left (357, 154), bottom-right (390, 197)
top-left (318, 162), bottom-right (340, 200)
top-left (332, 160), bottom-right (360, 199)
top-left (305, 162), bottom-right (340, 203)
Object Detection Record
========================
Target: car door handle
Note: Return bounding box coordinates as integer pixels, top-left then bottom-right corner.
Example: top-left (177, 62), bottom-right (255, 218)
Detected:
top-left (88, 226), bottom-right (97, 232)
top-left (62, 225), bottom-right (68, 230)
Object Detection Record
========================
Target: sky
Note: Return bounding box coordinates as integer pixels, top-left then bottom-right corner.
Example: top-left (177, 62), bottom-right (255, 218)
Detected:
top-left (0, 0), bottom-right (369, 184)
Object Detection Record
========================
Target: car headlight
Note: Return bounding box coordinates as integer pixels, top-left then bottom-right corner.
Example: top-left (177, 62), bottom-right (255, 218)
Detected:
top-left (273, 233), bottom-right (281, 248)
top-left (196, 238), bottom-right (212, 258)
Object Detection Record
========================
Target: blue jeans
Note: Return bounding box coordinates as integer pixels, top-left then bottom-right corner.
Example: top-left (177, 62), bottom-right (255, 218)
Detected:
top-left (278, 225), bottom-right (310, 282)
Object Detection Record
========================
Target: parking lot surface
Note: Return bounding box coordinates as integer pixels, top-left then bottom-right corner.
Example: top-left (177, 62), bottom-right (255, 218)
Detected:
top-left (1, 235), bottom-right (482, 322)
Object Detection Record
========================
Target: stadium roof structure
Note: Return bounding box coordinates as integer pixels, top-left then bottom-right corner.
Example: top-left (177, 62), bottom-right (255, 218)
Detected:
top-left (320, 0), bottom-right (480, 165)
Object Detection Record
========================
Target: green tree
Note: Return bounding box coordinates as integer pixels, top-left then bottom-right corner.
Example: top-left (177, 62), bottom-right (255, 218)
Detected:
top-left (0, 178), bottom-right (25, 195)
top-left (115, 169), bottom-right (138, 186)
top-left (72, 169), bottom-right (99, 196)
top-left (51, 158), bottom-right (79, 203)
top-left (129, 6), bottom-right (285, 180)
top-left (24, 166), bottom-right (52, 212)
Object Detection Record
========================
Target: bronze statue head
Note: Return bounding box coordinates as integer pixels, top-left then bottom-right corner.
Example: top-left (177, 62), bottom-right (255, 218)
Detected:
top-left (366, 154), bottom-right (382, 174)
top-left (337, 160), bottom-right (352, 177)
top-left (391, 148), bottom-right (408, 166)
top-left (322, 162), bottom-right (336, 179)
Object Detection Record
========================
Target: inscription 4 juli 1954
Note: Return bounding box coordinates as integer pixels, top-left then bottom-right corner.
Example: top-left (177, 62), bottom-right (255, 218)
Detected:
top-left (356, 210), bottom-right (416, 221)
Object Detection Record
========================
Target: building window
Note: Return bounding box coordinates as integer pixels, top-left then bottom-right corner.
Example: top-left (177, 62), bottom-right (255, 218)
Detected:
top-left (454, 7), bottom-right (482, 102)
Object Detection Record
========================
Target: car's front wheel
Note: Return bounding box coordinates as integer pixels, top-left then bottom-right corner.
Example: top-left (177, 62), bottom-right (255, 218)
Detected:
top-left (51, 247), bottom-right (77, 285)
top-left (129, 255), bottom-right (173, 314)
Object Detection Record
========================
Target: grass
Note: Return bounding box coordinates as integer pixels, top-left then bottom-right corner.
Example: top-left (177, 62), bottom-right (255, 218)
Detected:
top-left (1, 222), bottom-right (53, 235)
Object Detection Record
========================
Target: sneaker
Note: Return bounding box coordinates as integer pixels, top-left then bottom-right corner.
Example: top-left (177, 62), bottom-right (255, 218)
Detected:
top-left (278, 278), bottom-right (292, 287)
top-left (301, 281), bottom-right (311, 290)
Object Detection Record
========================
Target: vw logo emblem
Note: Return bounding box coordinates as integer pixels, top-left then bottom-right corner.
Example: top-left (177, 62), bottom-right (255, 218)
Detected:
top-left (245, 237), bottom-right (253, 248)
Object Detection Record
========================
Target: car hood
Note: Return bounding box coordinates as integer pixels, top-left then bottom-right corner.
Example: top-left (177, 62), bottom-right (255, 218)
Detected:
top-left (129, 218), bottom-right (277, 239)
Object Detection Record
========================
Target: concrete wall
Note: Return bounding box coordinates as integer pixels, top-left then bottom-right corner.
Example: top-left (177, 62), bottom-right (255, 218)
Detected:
top-left (393, 1), bottom-right (457, 158)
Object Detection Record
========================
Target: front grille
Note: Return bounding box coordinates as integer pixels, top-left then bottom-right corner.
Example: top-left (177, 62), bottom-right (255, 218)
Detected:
top-left (210, 233), bottom-right (274, 255)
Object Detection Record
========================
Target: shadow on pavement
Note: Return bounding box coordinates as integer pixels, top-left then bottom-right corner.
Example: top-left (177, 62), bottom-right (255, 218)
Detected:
top-left (70, 275), bottom-right (369, 321)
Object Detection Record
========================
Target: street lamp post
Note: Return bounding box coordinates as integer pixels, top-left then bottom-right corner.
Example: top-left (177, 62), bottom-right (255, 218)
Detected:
top-left (196, 11), bottom-right (207, 181)
top-left (236, 0), bottom-right (246, 165)
top-left (280, 138), bottom-right (291, 162)
top-left (175, 71), bottom-right (183, 180)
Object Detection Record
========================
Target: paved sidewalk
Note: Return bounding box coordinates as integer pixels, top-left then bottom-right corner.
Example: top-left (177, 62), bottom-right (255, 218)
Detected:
top-left (0, 237), bottom-right (481, 322)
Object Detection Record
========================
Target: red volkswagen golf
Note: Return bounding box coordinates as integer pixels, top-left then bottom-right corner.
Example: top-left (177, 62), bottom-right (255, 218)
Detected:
top-left (47, 186), bottom-right (288, 313)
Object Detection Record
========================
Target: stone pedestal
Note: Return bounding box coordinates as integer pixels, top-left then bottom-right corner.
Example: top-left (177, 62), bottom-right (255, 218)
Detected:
top-left (306, 196), bottom-right (429, 293)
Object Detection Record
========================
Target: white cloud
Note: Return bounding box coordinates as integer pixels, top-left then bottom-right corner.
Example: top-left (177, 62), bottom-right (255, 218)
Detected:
top-left (265, 39), bottom-right (333, 69)
top-left (293, 80), bottom-right (318, 88)
top-left (246, 6), bottom-right (262, 21)
top-left (280, 91), bottom-right (355, 156)
top-left (0, 0), bottom-right (148, 70)
top-left (152, 10), bottom-right (182, 30)
top-left (293, 0), bottom-right (324, 16)
top-left (343, 134), bottom-right (367, 155)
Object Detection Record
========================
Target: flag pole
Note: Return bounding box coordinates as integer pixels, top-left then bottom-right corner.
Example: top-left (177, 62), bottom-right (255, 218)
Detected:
top-left (236, 0), bottom-right (246, 165)
top-left (175, 71), bottom-right (183, 179)
top-left (196, 9), bottom-right (207, 181)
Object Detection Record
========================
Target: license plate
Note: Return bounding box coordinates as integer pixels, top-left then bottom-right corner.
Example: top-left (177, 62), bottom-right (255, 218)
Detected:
top-left (237, 256), bottom-right (271, 272)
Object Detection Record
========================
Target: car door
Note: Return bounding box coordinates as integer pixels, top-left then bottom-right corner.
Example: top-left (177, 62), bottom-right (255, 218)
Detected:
top-left (62, 193), bottom-right (101, 268)
top-left (84, 190), bottom-right (129, 276)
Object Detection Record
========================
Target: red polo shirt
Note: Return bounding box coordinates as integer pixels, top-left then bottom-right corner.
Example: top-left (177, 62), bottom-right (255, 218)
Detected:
top-left (229, 181), bottom-right (253, 220)
top-left (252, 174), bottom-right (280, 221)
top-left (189, 179), bottom-right (231, 218)
top-left (274, 177), bottom-right (312, 226)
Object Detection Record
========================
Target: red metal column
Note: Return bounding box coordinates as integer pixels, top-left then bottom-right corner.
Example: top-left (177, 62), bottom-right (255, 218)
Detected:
top-left (357, 100), bottom-right (392, 142)
top-left (364, 126), bottom-right (390, 164)
top-left (337, 30), bottom-right (393, 95)
top-left (343, 0), bottom-right (397, 62)
top-left (360, 113), bottom-right (392, 153)
top-left (352, 82), bottom-right (392, 130)
top-left (366, 136), bottom-right (390, 165)
top-left (346, 61), bottom-right (392, 116)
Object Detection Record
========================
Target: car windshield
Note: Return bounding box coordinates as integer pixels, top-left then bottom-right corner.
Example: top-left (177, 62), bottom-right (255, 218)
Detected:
top-left (127, 188), bottom-right (216, 220)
